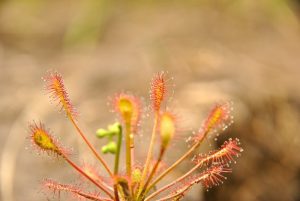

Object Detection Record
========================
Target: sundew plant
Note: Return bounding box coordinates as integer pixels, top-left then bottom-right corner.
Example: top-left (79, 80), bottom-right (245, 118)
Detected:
top-left (28, 71), bottom-right (243, 201)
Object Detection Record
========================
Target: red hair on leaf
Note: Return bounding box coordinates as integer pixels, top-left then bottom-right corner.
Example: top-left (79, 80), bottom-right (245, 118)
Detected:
top-left (191, 101), bottom-right (233, 144)
top-left (193, 138), bottom-right (243, 167)
top-left (160, 166), bottom-right (232, 200)
top-left (150, 72), bottom-right (167, 112)
top-left (43, 71), bottom-right (77, 119)
top-left (43, 179), bottom-right (112, 201)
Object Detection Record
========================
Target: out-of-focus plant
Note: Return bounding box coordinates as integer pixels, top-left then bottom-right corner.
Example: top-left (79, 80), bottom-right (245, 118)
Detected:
top-left (28, 71), bottom-right (243, 201)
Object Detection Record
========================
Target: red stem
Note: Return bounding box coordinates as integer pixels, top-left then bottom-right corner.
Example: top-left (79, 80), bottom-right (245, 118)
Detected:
top-left (146, 128), bottom-right (210, 194)
top-left (140, 148), bottom-right (165, 199)
top-left (145, 160), bottom-right (201, 200)
top-left (69, 116), bottom-right (113, 177)
top-left (61, 153), bottom-right (114, 200)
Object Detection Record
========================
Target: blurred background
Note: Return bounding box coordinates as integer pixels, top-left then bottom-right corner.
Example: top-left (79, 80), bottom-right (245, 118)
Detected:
top-left (0, 0), bottom-right (300, 201)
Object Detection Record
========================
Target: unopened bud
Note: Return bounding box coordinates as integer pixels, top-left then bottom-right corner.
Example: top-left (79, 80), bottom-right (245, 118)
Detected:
top-left (108, 122), bottom-right (121, 135)
top-left (96, 122), bottom-right (121, 138)
top-left (101, 141), bottom-right (117, 154)
top-left (96, 128), bottom-right (110, 138)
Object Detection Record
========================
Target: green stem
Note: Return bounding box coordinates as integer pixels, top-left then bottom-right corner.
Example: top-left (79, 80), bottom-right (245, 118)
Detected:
top-left (114, 125), bottom-right (122, 174)
top-left (125, 122), bottom-right (132, 178)
top-left (113, 125), bottom-right (122, 201)
top-left (130, 133), bottom-right (135, 168)
top-left (130, 131), bottom-right (135, 197)
top-left (124, 122), bottom-right (134, 200)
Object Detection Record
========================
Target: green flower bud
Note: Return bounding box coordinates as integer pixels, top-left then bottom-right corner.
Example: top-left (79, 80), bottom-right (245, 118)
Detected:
top-left (108, 122), bottom-right (121, 135)
top-left (101, 141), bottom-right (117, 154)
top-left (96, 122), bottom-right (121, 139)
top-left (96, 128), bottom-right (110, 138)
